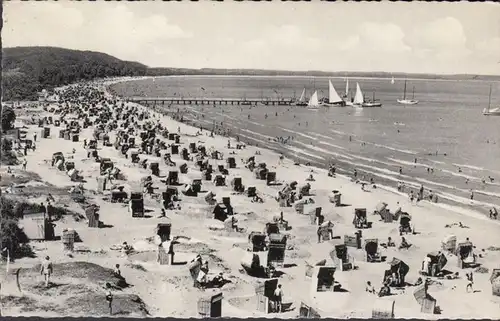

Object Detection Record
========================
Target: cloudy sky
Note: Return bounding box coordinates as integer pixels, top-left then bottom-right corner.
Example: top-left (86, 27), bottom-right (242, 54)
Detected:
top-left (3, 1), bottom-right (500, 75)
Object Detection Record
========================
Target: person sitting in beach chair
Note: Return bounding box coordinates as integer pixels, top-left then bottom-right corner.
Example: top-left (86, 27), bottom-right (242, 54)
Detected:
top-left (399, 237), bottom-right (412, 250)
top-left (251, 194), bottom-right (264, 203)
top-left (306, 174), bottom-right (315, 182)
top-left (299, 183), bottom-right (311, 196)
top-left (378, 284), bottom-right (391, 297)
top-left (387, 237), bottom-right (396, 247)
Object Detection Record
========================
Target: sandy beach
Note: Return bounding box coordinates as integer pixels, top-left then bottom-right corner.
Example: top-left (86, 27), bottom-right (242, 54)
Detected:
top-left (1, 79), bottom-right (500, 319)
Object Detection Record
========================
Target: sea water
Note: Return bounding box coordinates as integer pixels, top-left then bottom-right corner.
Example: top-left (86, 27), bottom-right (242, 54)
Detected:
top-left (110, 76), bottom-right (500, 213)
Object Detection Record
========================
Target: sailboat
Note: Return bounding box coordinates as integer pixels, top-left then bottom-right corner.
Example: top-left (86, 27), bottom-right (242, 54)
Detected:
top-left (362, 90), bottom-right (383, 108)
top-left (397, 80), bottom-right (419, 105)
top-left (483, 85), bottom-right (500, 116)
top-left (308, 91), bottom-right (320, 110)
top-left (322, 80), bottom-right (345, 107)
top-left (352, 82), bottom-right (364, 107)
top-left (345, 78), bottom-right (354, 106)
top-left (296, 88), bottom-right (308, 106)
top-left (391, 77), bottom-right (395, 85)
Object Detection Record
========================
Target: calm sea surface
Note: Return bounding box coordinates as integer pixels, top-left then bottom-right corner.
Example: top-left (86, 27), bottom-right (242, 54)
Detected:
top-left (110, 76), bottom-right (500, 213)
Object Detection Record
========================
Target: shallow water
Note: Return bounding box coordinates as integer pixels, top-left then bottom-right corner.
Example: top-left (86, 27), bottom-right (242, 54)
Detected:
top-left (110, 76), bottom-right (500, 211)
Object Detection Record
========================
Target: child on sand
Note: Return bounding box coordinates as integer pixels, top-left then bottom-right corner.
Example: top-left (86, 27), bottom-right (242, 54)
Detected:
top-left (466, 272), bottom-right (474, 293)
top-left (40, 256), bottom-right (53, 287)
top-left (365, 281), bottom-right (376, 294)
top-left (105, 282), bottom-right (113, 315)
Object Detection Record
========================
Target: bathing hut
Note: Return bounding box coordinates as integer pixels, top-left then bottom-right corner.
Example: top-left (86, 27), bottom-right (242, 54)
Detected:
top-left (490, 269), bottom-right (500, 296)
top-left (299, 302), bottom-right (322, 318)
top-left (455, 241), bottom-right (476, 268)
top-left (65, 161), bottom-right (75, 171)
top-left (100, 158), bottom-right (114, 175)
top-left (267, 233), bottom-right (287, 268)
top-left (97, 176), bottom-right (107, 193)
top-left (310, 266), bottom-right (336, 292)
top-left (167, 171), bottom-right (179, 185)
top-left (353, 208), bottom-right (371, 229)
top-left (20, 212), bottom-right (55, 241)
top-left (67, 168), bottom-right (80, 182)
top-left (42, 127), bottom-right (50, 138)
top-left (426, 251), bottom-right (447, 276)
top-left (226, 157), bottom-right (236, 169)
top-left (150, 162), bottom-right (160, 176)
top-left (248, 232), bottom-right (267, 252)
top-left (372, 299), bottom-right (395, 319)
top-left (399, 212), bottom-right (413, 234)
top-left (62, 228), bottom-right (75, 252)
top-left (329, 191), bottom-right (342, 207)
top-left (214, 174), bottom-right (226, 187)
top-left (52, 152), bottom-right (65, 170)
top-left (330, 244), bottom-right (353, 271)
top-left (365, 239), bottom-right (382, 262)
top-left (441, 235), bottom-right (457, 253)
top-left (197, 289), bottom-right (223, 317)
top-left (376, 202), bottom-right (393, 223)
top-left (266, 172), bottom-right (276, 185)
top-left (413, 282), bottom-right (437, 314)
top-left (157, 223), bottom-right (171, 242)
top-left (255, 279), bottom-right (279, 313)
top-left (85, 205), bottom-right (100, 228)
top-left (386, 258), bottom-right (409, 287)
top-left (189, 142), bottom-right (197, 153)
top-left (130, 192), bottom-right (145, 217)
top-left (247, 186), bottom-right (257, 198)
top-left (231, 177), bottom-right (244, 193)
top-left (344, 233), bottom-right (362, 249)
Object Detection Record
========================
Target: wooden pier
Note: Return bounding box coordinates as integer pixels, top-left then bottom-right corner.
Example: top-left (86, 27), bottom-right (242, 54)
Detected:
top-left (126, 97), bottom-right (294, 106)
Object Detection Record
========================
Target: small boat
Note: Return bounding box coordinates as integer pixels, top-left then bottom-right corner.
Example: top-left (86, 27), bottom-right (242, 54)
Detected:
top-left (308, 91), bottom-right (320, 110)
top-left (397, 80), bottom-right (419, 105)
top-left (391, 77), bottom-right (395, 85)
top-left (295, 88), bottom-right (308, 106)
top-left (483, 85), bottom-right (500, 116)
top-left (322, 80), bottom-right (346, 107)
top-left (362, 91), bottom-right (383, 108)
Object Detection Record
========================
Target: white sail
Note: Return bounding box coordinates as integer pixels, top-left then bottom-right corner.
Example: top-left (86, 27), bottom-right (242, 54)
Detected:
top-left (308, 91), bottom-right (319, 107)
top-left (353, 83), bottom-right (364, 105)
top-left (391, 77), bottom-right (395, 84)
top-left (345, 78), bottom-right (349, 97)
top-left (329, 80), bottom-right (343, 103)
top-left (299, 88), bottom-right (306, 102)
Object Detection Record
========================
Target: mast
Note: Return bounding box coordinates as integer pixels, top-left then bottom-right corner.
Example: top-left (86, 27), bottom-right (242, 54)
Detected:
top-left (372, 90), bottom-right (375, 102)
top-left (412, 86), bottom-right (415, 100)
top-left (488, 85), bottom-right (492, 112)
top-left (403, 80), bottom-right (407, 100)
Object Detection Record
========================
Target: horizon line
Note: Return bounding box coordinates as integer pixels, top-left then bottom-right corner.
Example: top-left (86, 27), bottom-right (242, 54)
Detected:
top-left (4, 45), bottom-right (500, 78)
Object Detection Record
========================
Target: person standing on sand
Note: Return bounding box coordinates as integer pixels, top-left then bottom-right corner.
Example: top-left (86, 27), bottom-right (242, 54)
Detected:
top-left (105, 282), bottom-right (113, 315)
top-left (466, 272), bottom-right (474, 293)
top-left (34, 133), bottom-right (37, 142)
top-left (22, 158), bottom-right (27, 170)
top-left (40, 256), bottom-right (53, 287)
top-left (274, 284), bottom-right (283, 313)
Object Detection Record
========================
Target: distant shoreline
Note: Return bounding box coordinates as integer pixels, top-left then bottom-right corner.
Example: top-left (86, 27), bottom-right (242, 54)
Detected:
top-left (115, 74), bottom-right (500, 84)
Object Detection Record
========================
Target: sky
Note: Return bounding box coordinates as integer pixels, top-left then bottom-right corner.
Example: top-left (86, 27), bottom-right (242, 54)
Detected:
top-left (3, 1), bottom-right (500, 75)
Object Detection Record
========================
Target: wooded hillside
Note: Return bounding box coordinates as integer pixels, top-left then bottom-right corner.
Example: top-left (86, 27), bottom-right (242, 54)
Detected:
top-left (2, 47), bottom-right (148, 101)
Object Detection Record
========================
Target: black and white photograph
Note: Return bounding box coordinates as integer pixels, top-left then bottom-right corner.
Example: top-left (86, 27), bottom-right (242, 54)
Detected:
top-left (1, 1), bottom-right (500, 318)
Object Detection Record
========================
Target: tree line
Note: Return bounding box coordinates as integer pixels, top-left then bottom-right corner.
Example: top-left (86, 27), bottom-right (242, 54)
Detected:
top-left (2, 47), bottom-right (148, 101)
